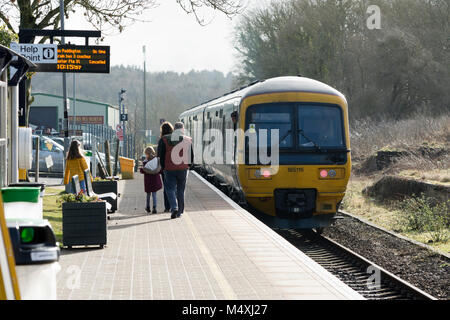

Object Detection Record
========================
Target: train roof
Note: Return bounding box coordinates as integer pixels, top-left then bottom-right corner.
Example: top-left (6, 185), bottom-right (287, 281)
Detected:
top-left (243, 76), bottom-right (345, 100)
top-left (180, 76), bottom-right (346, 117)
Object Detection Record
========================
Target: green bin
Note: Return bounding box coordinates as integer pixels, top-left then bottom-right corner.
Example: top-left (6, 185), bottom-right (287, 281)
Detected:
top-left (1, 187), bottom-right (42, 220)
top-left (1, 187), bottom-right (40, 203)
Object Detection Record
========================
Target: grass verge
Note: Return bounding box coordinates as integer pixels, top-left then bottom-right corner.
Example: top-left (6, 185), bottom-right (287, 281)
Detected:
top-left (43, 187), bottom-right (65, 243)
top-left (342, 176), bottom-right (450, 253)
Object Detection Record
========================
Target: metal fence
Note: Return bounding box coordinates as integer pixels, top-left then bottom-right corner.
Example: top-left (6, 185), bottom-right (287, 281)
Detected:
top-left (70, 123), bottom-right (135, 158)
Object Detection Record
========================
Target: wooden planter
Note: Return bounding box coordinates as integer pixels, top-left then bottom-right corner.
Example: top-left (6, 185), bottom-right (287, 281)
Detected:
top-left (92, 180), bottom-right (118, 213)
top-left (62, 202), bottom-right (107, 249)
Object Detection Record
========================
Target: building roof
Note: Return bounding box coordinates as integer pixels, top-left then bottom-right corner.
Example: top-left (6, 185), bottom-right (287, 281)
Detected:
top-left (31, 92), bottom-right (119, 110)
top-left (0, 44), bottom-right (37, 85)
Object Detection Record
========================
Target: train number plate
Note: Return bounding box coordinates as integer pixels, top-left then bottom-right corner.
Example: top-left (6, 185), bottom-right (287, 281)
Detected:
top-left (287, 167), bottom-right (304, 173)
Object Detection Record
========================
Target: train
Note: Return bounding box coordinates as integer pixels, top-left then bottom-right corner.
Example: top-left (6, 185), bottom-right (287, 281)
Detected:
top-left (179, 76), bottom-right (351, 230)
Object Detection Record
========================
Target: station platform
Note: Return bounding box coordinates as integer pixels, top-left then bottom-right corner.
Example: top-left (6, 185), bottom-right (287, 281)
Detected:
top-left (56, 171), bottom-right (363, 300)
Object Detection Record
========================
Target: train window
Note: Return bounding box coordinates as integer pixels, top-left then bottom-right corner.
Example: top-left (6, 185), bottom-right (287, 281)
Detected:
top-left (246, 104), bottom-right (293, 149)
top-left (298, 105), bottom-right (344, 148)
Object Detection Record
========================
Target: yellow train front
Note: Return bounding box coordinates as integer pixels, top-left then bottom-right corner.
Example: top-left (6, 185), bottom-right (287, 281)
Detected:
top-left (180, 76), bottom-right (351, 230)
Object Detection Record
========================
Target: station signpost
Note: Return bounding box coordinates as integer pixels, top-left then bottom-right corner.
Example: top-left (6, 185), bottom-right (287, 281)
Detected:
top-left (9, 43), bottom-right (58, 65)
top-left (38, 45), bottom-right (110, 74)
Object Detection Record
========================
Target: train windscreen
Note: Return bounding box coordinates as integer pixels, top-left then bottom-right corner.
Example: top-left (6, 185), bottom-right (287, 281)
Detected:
top-left (245, 103), bottom-right (347, 165)
top-left (297, 105), bottom-right (344, 148)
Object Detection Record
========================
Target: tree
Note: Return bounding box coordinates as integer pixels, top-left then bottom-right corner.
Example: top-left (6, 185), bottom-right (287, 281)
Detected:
top-left (1, 1), bottom-right (157, 39)
top-left (0, 24), bottom-right (17, 46)
top-left (234, 0), bottom-right (450, 120)
top-left (0, 0), bottom-right (243, 40)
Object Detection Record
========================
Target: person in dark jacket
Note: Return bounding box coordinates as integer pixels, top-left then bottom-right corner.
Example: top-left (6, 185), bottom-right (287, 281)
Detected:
top-left (140, 146), bottom-right (162, 214)
top-left (157, 122), bottom-right (174, 213)
top-left (158, 122), bottom-right (194, 219)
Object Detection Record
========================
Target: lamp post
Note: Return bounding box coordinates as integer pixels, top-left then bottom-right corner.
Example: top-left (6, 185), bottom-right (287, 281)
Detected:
top-left (143, 45), bottom-right (147, 132)
top-left (118, 89), bottom-right (126, 156)
top-left (60, 0), bottom-right (69, 157)
top-left (72, 73), bottom-right (76, 134)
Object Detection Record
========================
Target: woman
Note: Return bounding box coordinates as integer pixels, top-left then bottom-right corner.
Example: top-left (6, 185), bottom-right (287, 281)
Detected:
top-left (63, 140), bottom-right (91, 194)
top-left (157, 122), bottom-right (174, 213)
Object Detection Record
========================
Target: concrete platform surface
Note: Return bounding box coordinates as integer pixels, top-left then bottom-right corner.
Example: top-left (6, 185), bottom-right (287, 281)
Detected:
top-left (56, 172), bottom-right (363, 300)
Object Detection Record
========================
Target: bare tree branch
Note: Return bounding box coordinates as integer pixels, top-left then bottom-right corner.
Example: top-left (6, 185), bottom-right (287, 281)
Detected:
top-left (177, 0), bottom-right (244, 25)
top-left (0, 10), bottom-right (16, 33)
top-left (1, 0), bottom-right (245, 35)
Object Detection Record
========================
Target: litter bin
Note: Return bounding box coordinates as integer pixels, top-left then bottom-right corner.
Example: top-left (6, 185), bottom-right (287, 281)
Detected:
top-left (7, 219), bottom-right (61, 300)
top-left (119, 157), bottom-right (135, 180)
top-left (1, 187), bottom-right (42, 220)
top-left (9, 183), bottom-right (46, 197)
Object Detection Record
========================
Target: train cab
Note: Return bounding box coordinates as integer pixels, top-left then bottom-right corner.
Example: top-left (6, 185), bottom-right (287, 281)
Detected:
top-left (236, 77), bottom-right (351, 228)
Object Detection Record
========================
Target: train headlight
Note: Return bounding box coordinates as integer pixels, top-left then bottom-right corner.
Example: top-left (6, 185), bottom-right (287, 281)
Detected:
top-left (318, 168), bottom-right (344, 179)
top-left (328, 169), bottom-right (337, 178)
top-left (251, 168), bottom-right (273, 180)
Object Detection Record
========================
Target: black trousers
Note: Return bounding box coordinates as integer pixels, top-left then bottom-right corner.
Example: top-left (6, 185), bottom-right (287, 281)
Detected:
top-left (162, 171), bottom-right (171, 211)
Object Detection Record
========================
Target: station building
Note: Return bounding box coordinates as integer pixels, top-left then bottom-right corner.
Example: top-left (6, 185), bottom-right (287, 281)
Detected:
top-left (30, 92), bottom-right (120, 132)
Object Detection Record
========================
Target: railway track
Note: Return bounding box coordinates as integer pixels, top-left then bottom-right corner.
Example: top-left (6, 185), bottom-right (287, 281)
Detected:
top-left (196, 170), bottom-right (439, 300)
top-left (276, 228), bottom-right (436, 300)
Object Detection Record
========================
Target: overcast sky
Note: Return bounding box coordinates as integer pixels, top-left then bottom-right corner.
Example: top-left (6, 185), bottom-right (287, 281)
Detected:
top-left (64, 0), bottom-right (264, 74)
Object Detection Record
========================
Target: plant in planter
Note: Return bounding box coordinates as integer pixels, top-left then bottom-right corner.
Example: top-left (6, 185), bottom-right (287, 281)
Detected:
top-left (59, 192), bottom-right (107, 249)
top-left (59, 192), bottom-right (99, 203)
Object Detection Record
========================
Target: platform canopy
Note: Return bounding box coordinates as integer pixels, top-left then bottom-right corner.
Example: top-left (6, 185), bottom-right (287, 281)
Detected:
top-left (0, 44), bottom-right (37, 85)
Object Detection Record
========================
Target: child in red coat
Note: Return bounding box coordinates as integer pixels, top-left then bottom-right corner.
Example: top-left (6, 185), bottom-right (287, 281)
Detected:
top-left (140, 146), bottom-right (162, 214)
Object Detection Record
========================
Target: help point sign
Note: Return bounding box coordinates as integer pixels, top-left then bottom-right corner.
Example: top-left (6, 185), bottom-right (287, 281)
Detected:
top-left (10, 42), bottom-right (58, 64)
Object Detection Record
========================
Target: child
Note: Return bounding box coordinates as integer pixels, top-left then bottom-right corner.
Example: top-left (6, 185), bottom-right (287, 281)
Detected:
top-left (140, 146), bottom-right (162, 214)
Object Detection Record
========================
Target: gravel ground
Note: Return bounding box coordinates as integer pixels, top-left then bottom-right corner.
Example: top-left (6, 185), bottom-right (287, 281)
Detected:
top-left (323, 215), bottom-right (450, 299)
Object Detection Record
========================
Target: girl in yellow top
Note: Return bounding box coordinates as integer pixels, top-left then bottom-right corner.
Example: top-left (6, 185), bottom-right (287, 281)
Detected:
top-left (63, 140), bottom-right (91, 194)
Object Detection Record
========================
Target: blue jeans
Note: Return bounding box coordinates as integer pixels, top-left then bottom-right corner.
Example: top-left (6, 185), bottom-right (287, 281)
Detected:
top-left (146, 192), bottom-right (157, 209)
top-left (164, 170), bottom-right (188, 214)
top-left (70, 179), bottom-right (86, 194)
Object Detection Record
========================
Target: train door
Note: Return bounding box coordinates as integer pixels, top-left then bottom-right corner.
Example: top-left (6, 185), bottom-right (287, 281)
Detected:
top-left (231, 99), bottom-right (243, 196)
top-left (0, 192), bottom-right (21, 300)
top-left (207, 111), bottom-right (213, 173)
top-left (221, 109), bottom-right (226, 166)
top-left (202, 109), bottom-right (212, 172)
top-left (193, 115), bottom-right (203, 165)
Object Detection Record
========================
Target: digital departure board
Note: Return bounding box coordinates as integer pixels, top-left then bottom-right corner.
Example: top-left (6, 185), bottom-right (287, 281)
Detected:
top-left (38, 45), bottom-right (110, 73)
